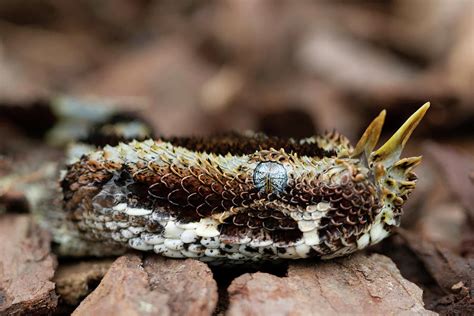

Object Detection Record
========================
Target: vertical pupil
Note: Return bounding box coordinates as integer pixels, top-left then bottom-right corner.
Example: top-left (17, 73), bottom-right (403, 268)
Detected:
top-left (253, 161), bottom-right (288, 194)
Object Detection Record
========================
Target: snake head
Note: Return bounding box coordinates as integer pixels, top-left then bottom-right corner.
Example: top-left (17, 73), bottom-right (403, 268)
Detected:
top-left (351, 102), bottom-right (430, 241)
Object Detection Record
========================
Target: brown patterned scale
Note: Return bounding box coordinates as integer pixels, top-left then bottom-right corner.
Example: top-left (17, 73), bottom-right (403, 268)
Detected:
top-left (53, 104), bottom-right (430, 262)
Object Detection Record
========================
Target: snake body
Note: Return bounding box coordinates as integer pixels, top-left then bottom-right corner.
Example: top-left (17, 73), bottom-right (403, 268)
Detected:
top-left (55, 99), bottom-right (428, 263)
top-left (4, 99), bottom-right (426, 262)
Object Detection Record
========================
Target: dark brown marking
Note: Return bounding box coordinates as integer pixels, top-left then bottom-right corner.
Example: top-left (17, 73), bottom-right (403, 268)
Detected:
top-left (219, 208), bottom-right (303, 244)
top-left (310, 181), bottom-right (381, 252)
top-left (163, 132), bottom-right (335, 158)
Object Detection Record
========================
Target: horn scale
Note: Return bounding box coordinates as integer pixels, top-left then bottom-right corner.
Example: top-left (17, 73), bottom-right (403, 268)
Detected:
top-left (352, 102), bottom-right (430, 168)
top-left (372, 102), bottom-right (430, 167)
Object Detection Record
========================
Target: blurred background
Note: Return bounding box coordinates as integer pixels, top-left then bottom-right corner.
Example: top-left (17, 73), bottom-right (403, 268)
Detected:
top-left (0, 0), bottom-right (473, 140)
top-left (0, 1), bottom-right (473, 313)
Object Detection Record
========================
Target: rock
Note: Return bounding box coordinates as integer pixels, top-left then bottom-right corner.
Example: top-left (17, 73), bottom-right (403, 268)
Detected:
top-left (54, 259), bottom-right (114, 306)
top-left (227, 253), bottom-right (435, 316)
top-left (0, 214), bottom-right (58, 314)
top-left (73, 254), bottom-right (217, 316)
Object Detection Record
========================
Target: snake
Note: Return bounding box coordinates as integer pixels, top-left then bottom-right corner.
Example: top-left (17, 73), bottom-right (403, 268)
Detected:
top-left (2, 99), bottom-right (430, 263)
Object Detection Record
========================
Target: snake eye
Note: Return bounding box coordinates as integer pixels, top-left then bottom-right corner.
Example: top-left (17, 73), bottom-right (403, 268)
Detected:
top-left (253, 161), bottom-right (287, 194)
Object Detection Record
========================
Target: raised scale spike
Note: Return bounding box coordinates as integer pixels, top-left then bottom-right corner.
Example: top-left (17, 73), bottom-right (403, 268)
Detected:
top-left (371, 102), bottom-right (430, 167)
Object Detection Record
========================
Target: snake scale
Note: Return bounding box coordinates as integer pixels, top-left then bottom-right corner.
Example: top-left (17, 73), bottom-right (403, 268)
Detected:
top-left (29, 101), bottom-right (430, 263)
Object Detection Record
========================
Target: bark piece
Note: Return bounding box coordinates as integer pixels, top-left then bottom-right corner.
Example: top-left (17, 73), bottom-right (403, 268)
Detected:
top-left (54, 259), bottom-right (114, 306)
top-left (297, 29), bottom-right (417, 94)
top-left (399, 230), bottom-right (473, 314)
top-left (424, 142), bottom-right (474, 266)
top-left (424, 142), bottom-right (474, 225)
top-left (73, 254), bottom-right (217, 316)
top-left (403, 232), bottom-right (470, 288)
top-left (75, 39), bottom-right (214, 137)
top-left (0, 214), bottom-right (58, 314)
top-left (143, 255), bottom-right (218, 316)
top-left (227, 253), bottom-right (434, 316)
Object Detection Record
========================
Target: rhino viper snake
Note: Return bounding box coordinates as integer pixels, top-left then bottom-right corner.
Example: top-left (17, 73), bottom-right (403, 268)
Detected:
top-left (4, 100), bottom-right (430, 263)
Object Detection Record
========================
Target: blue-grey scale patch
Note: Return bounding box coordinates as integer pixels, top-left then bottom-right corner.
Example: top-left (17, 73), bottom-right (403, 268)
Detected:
top-left (253, 161), bottom-right (288, 194)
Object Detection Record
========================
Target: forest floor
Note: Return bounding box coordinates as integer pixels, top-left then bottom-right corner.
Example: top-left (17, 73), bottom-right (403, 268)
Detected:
top-left (0, 1), bottom-right (473, 315)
